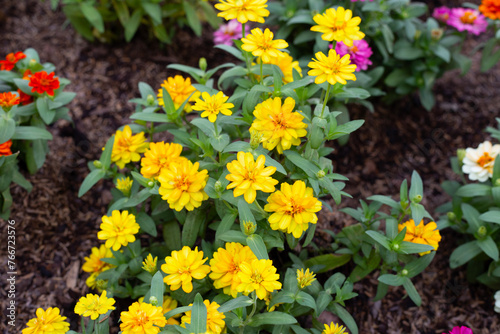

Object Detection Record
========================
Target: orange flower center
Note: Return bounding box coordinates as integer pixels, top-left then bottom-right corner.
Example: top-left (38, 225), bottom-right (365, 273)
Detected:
top-left (350, 45), bottom-right (359, 53)
top-left (477, 152), bottom-right (494, 167)
top-left (288, 199), bottom-right (304, 216)
top-left (272, 113), bottom-right (288, 130)
top-left (40, 78), bottom-right (51, 86)
top-left (175, 175), bottom-right (191, 191)
top-left (136, 311), bottom-right (150, 326)
top-left (6, 54), bottom-right (15, 62)
top-left (460, 12), bottom-right (477, 24)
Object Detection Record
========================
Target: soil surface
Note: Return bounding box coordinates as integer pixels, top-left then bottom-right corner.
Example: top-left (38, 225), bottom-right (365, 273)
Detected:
top-left (1, 0), bottom-right (499, 333)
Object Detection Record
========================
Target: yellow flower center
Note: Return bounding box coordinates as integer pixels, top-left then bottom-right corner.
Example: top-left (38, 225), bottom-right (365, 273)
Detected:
top-left (477, 152), bottom-right (494, 167)
top-left (460, 12), bottom-right (477, 24)
top-left (288, 199), bottom-right (304, 216)
top-left (175, 175), bottom-right (191, 191)
top-left (179, 265), bottom-right (191, 274)
top-left (136, 311), bottom-right (150, 326)
top-left (252, 270), bottom-right (263, 283)
top-left (272, 113), bottom-right (288, 130)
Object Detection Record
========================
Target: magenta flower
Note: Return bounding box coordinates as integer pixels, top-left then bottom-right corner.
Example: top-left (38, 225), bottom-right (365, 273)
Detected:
top-left (213, 19), bottom-right (249, 46)
top-left (447, 8), bottom-right (488, 35)
top-left (333, 40), bottom-right (373, 71)
top-left (444, 326), bottom-right (473, 334)
top-left (433, 6), bottom-right (452, 23)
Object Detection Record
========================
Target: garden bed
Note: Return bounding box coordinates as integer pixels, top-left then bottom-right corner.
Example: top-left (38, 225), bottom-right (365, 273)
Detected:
top-left (0, 0), bottom-right (499, 333)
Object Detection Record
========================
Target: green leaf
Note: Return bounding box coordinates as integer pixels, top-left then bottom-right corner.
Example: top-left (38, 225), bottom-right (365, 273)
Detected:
top-left (404, 252), bottom-right (436, 278)
top-left (11, 126), bottom-right (52, 141)
top-left (149, 271), bottom-right (164, 306)
top-left (419, 87), bottom-right (435, 111)
top-left (367, 195), bottom-right (399, 209)
top-left (130, 112), bottom-right (169, 123)
top-left (37, 96), bottom-right (55, 124)
top-left (142, 2), bottom-right (162, 25)
top-left (246, 234), bottom-right (269, 260)
top-left (218, 66), bottom-right (247, 88)
top-left (182, 210), bottom-right (204, 248)
top-left (222, 141), bottom-right (251, 153)
top-left (295, 291), bottom-right (316, 311)
top-left (329, 303), bottom-right (358, 334)
top-left (449, 240), bottom-right (482, 268)
top-left (217, 296), bottom-right (252, 313)
top-left (210, 134), bottom-right (230, 152)
top-left (191, 118), bottom-right (215, 137)
top-left (378, 274), bottom-right (406, 286)
top-left (410, 203), bottom-right (426, 226)
top-left (366, 230), bottom-right (391, 250)
top-left (303, 254), bottom-right (351, 273)
top-left (403, 278), bottom-right (421, 306)
top-left (80, 2), bottom-right (104, 33)
top-left (190, 294), bottom-right (207, 334)
top-left (238, 199), bottom-right (256, 224)
top-left (99, 135), bottom-right (114, 170)
top-left (398, 241), bottom-right (434, 255)
top-left (393, 43), bottom-right (424, 60)
top-left (479, 210), bottom-right (500, 224)
top-left (461, 203), bottom-right (482, 231)
top-left (477, 236), bottom-right (499, 262)
top-left (334, 88), bottom-right (370, 100)
top-left (163, 221), bottom-right (182, 253)
top-left (112, 0), bottom-right (130, 26)
top-left (122, 188), bottom-right (152, 208)
top-left (284, 151), bottom-right (319, 177)
top-left (0, 117), bottom-right (15, 143)
top-left (455, 184), bottom-right (491, 197)
top-left (136, 212), bottom-right (157, 237)
top-left (79, 169), bottom-right (106, 197)
top-left (217, 230), bottom-right (247, 244)
top-left (247, 312), bottom-right (297, 327)
top-left (183, 1), bottom-right (202, 36)
top-left (125, 9), bottom-right (143, 42)
top-left (409, 171), bottom-right (423, 200)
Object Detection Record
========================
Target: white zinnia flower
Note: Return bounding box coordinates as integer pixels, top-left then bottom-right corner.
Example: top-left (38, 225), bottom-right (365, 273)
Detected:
top-left (462, 141), bottom-right (500, 182)
top-left (495, 290), bottom-right (500, 313)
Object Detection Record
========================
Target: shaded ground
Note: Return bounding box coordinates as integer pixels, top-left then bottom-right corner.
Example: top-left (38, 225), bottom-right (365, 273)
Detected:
top-left (1, 0), bottom-right (499, 333)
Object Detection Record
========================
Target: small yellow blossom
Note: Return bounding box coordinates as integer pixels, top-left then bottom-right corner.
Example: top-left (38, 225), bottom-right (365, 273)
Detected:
top-left (97, 210), bottom-right (140, 251)
top-left (22, 307), bottom-right (70, 334)
top-left (74, 291), bottom-right (116, 320)
top-left (192, 91), bottom-right (234, 123)
top-left (157, 75), bottom-right (199, 111)
top-left (158, 159), bottom-right (209, 211)
top-left (138, 295), bottom-right (180, 325)
top-left (161, 246), bottom-right (211, 293)
top-left (241, 28), bottom-right (289, 63)
top-left (215, 0), bottom-right (269, 24)
top-left (308, 49), bottom-right (357, 86)
top-left (225, 152), bottom-right (278, 204)
top-left (249, 97), bottom-right (307, 154)
top-left (141, 142), bottom-right (186, 180)
top-left (297, 268), bottom-right (316, 289)
top-left (142, 253), bottom-right (158, 275)
top-left (322, 322), bottom-right (347, 334)
top-left (399, 219), bottom-right (442, 256)
top-left (82, 244), bottom-right (114, 274)
top-left (181, 300), bottom-right (226, 334)
top-left (311, 7), bottom-right (365, 46)
top-left (237, 259), bottom-right (282, 299)
top-left (120, 302), bottom-right (166, 334)
top-left (209, 242), bottom-right (258, 297)
top-left (116, 176), bottom-right (133, 196)
top-left (111, 125), bottom-right (149, 169)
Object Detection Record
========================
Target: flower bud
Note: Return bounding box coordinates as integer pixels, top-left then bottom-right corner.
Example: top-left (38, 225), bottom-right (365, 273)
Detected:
top-left (93, 160), bottom-right (103, 168)
top-left (250, 130), bottom-right (263, 150)
top-left (214, 180), bottom-right (224, 193)
top-left (96, 279), bottom-right (108, 290)
top-left (477, 226), bottom-right (487, 238)
top-left (430, 28), bottom-right (443, 41)
top-left (147, 181), bottom-right (155, 188)
top-left (412, 194), bottom-right (422, 203)
top-left (28, 59), bottom-right (37, 68)
top-left (199, 57), bottom-right (207, 71)
top-left (116, 177), bottom-right (133, 197)
top-left (456, 149), bottom-right (466, 165)
top-left (392, 243), bottom-right (400, 251)
top-left (146, 94), bottom-right (155, 106)
top-left (495, 179), bottom-right (500, 187)
top-left (414, 30), bottom-right (422, 39)
top-left (401, 269), bottom-right (409, 276)
top-left (447, 212), bottom-right (456, 221)
top-left (316, 170), bottom-right (326, 179)
top-left (149, 296), bottom-right (158, 306)
top-left (242, 221), bottom-right (257, 235)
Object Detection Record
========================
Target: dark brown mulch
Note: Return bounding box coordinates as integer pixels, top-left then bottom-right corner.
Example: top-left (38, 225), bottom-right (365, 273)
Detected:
top-left (0, 0), bottom-right (499, 333)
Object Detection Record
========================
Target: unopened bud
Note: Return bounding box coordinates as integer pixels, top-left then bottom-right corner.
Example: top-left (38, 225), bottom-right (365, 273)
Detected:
top-left (430, 28), bottom-right (443, 41)
top-left (457, 149), bottom-right (466, 164)
top-left (392, 243), bottom-right (400, 251)
top-left (495, 179), bottom-right (500, 187)
top-left (199, 57), bottom-right (207, 71)
top-left (250, 130), bottom-right (263, 150)
top-left (412, 195), bottom-right (422, 203)
top-left (214, 180), bottom-right (224, 193)
top-left (96, 279), bottom-right (108, 290)
top-left (149, 296), bottom-right (158, 306)
top-left (146, 94), bottom-right (155, 106)
top-left (29, 59), bottom-right (37, 67)
top-left (414, 30), bottom-right (422, 39)
top-left (477, 226), bottom-right (487, 238)
top-left (242, 221), bottom-right (257, 235)
top-left (401, 269), bottom-right (409, 276)
top-left (93, 160), bottom-right (103, 168)
top-left (147, 181), bottom-right (155, 188)
top-left (316, 170), bottom-right (326, 179)
top-left (447, 212), bottom-right (456, 221)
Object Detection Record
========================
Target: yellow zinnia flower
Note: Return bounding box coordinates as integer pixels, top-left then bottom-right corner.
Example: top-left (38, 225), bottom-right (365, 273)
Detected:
top-left (137, 295), bottom-right (180, 325)
top-left (215, 0), bottom-right (269, 24)
top-left (399, 219), bottom-right (442, 256)
top-left (111, 125), bottom-right (149, 169)
top-left (249, 97), bottom-right (307, 154)
top-left (265, 181), bottom-right (322, 238)
top-left (140, 142), bottom-right (186, 179)
top-left (225, 152), bottom-right (278, 204)
top-left (74, 291), bottom-right (116, 320)
top-left (322, 322), bottom-right (347, 334)
top-left (158, 159), bottom-right (209, 211)
top-left (181, 300), bottom-right (226, 334)
top-left (209, 242), bottom-right (258, 297)
top-left (120, 302), bottom-right (167, 334)
top-left (157, 75), bottom-right (199, 111)
top-left (237, 259), bottom-right (282, 299)
top-left (142, 253), bottom-right (158, 275)
top-left (308, 49), bottom-right (357, 85)
top-left (97, 210), bottom-right (140, 251)
top-left (260, 53), bottom-right (302, 84)
top-left (82, 244), bottom-right (114, 274)
top-left (116, 176), bottom-right (133, 196)
top-left (297, 268), bottom-right (316, 289)
top-left (241, 28), bottom-right (289, 63)
top-left (161, 246), bottom-right (211, 293)
top-left (192, 91), bottom-right (234, 123)
top-left (22, 307), bottom-right (70, 334)
top-left (311, 7), bottom-right (365, 46)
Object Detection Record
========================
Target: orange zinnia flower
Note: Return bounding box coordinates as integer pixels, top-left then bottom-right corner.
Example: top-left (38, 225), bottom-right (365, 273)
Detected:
top-left (0, 140), bottom-right (13, 156)
top-left (0, 52), bottom-right (26, 71)
top-left (480, 0), bottom-right (500, 19)
top-left (22, 69), bottom-right (32, 80)
top-left (0, 92), bottom-right (20, 108)
top-left (18, 89), bottom-right (33, 105)
top-left (29, 71), bottom-right (60, 96)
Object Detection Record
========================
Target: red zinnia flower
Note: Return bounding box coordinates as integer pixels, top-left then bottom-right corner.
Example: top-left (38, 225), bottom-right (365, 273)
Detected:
top-left (0, 52), bottom-right (26, 71)
top-left (18, 89), bottom-right (33, 105)
top-left (28, 71), bottom-right (60, 96)
top-left (0, 92), bottom-right (20, 108)
top-left (22, 69), bottom-right (32, 80)
top-left (0, 140), bottom-right (12, 156)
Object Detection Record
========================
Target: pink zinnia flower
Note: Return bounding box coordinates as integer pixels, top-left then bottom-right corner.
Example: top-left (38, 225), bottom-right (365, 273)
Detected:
top-left (213, 19), bottom-right (249, 46)
top-left (447, 8), bottom-right (488, 35)
top-left (444, 326), bottom-right (473, 334)
top-left (333, 40), bottom-right (373, 71)
top-left (433, 6), bottom-right (452, 22)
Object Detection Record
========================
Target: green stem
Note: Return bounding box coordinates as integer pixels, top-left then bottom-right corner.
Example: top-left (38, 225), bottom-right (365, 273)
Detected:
top-left (320, 83), bottom-right (331, 118)
top-left (81, 317), bottom-right (86, 334)
top-left (260, 60), bottom-right (263, 85)
top-left (240, 291), bottom-right (258, 333)
top-left (126, 245), bottom-right (136, 258)
top-left (94, 320), bottom-right (99, 334)
top-left (242, 23), bottom-right (246, 39)
top-left (214, 118), bottom-right (219, 137)
top-left (254, 200), bottom-right (267, 217)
